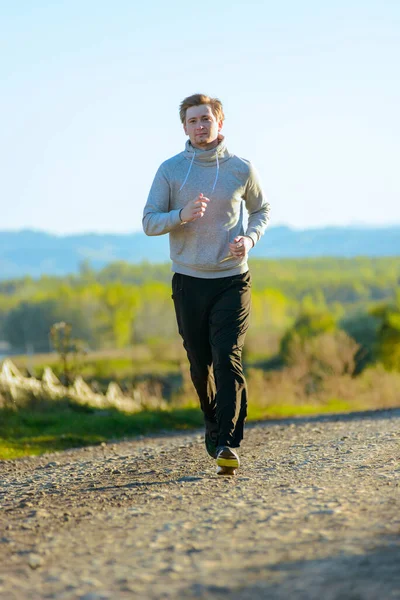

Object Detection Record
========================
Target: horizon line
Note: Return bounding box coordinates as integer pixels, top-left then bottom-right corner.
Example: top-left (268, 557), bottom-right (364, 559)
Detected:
top-left (1, 223), bottom-right (400, 237)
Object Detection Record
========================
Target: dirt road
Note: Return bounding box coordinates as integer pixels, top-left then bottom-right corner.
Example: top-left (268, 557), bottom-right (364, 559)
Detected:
top-left (1, 409), bottom-right (399, 599)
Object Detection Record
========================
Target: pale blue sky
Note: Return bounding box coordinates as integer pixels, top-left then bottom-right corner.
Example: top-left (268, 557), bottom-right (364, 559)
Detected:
top-left (1, 0), bottom-right (399, 234)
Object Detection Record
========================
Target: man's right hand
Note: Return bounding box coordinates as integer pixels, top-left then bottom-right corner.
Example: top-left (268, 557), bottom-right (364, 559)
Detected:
top-left (180, 193), bottom-right (210, 222)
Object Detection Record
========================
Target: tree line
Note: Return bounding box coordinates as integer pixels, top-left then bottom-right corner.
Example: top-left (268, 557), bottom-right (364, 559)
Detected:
top-left (0, 258), bottom-right (399, 371)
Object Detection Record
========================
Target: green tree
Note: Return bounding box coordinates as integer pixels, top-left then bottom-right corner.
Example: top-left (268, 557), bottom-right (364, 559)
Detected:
top-left (101, 283), bottom-right (140, 348)
top-left (3, 300), bottom-right (63, 352)
top-left (3, 299), bottom-right (93, 353)
top-left (339, 311), bottom-right (380, 372)
top-left (280, 309), bottom-right (336, 363)
top-left (372, 294), bottom-right (400, 370)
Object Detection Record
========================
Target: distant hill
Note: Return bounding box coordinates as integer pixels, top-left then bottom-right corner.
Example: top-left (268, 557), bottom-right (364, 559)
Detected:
top-left (0, 226), bottom-right (399, 279)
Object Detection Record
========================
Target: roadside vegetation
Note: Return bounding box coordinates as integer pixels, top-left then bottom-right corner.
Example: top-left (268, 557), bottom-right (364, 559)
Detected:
top-left (1, 257), bottom-right (400, 459)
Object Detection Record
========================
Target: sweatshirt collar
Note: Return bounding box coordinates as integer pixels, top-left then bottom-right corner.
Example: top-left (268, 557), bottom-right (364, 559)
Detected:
top-left (183, 134), bottom-right (232, 165)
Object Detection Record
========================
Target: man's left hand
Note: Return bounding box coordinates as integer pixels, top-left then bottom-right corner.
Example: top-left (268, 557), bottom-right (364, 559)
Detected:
top-left (229, 236), bottom-right (254, 259)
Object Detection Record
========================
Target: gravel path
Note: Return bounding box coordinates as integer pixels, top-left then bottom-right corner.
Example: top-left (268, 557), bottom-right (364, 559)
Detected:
top-left (1, 409), bottom-right (399, 600)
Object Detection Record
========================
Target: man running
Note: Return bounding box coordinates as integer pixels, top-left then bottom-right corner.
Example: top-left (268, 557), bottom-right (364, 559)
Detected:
top-left (143, 93), bottom-right (270, 474)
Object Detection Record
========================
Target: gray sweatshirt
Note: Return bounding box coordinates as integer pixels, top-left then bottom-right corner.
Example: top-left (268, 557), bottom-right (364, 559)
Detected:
top-left (142, 136), bottom-right (270, 278)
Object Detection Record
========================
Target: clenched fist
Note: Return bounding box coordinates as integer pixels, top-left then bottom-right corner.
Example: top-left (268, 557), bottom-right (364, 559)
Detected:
top-left (180, 193), bottom-right (210, 223)
top-left (228, 235), bottom-right (254, 259)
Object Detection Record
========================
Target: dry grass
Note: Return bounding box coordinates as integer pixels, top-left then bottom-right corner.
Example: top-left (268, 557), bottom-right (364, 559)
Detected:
top-left (246, 365), bottom-right (400, 413)
top-left (1, 330), bottom-right (400, 460)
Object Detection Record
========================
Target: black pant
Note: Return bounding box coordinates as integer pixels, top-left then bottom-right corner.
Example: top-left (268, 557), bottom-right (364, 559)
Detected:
top-left (172, 271), bottom-right (251, 448)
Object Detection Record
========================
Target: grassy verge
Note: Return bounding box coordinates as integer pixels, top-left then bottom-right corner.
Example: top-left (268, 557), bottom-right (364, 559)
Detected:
top-left (0, 404), bottom-right (205, 460)
top-left (0, 398), bottom-right (358, 460)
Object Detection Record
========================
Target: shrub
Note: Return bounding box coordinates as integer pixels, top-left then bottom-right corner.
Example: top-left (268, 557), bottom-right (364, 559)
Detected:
top-left (280, 310), bottom-right (336, 363)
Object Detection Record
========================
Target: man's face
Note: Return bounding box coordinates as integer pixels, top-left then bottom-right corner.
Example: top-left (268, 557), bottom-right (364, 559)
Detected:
top-left (183, 104), bottom-right (223, 149)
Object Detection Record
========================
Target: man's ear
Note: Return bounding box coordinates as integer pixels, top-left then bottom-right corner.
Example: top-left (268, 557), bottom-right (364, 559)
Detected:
top-left (218, 120), bottom-right (223, 132)
top-left (183, 123), bottom-right (188, 135)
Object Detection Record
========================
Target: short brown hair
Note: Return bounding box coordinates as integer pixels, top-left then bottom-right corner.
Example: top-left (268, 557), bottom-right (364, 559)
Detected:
top-left (179, 93), bottom-right (225, 124)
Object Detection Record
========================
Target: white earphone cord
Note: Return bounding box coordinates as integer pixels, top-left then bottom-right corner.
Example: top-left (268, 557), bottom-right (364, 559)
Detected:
top-left (179, 151), bottom-right (219, 196)
top-left (178, 152), bottom-right (196, 192)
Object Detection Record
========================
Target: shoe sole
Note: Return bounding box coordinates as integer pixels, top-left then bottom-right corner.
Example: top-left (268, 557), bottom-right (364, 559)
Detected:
top-left (216, 456), bottom-right (239, 469)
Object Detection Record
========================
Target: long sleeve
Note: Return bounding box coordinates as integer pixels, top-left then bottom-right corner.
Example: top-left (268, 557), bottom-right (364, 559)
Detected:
top-left (142, 165), bottom-right (183, 236)
top-left (243, 163), bottom-right (270, 247)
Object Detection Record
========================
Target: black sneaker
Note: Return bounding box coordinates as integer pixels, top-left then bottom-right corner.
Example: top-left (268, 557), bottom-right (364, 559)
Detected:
top-left (205, 419), bottom-right (218, 459)
top-left (216, 446), bottom-right (240, 475)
